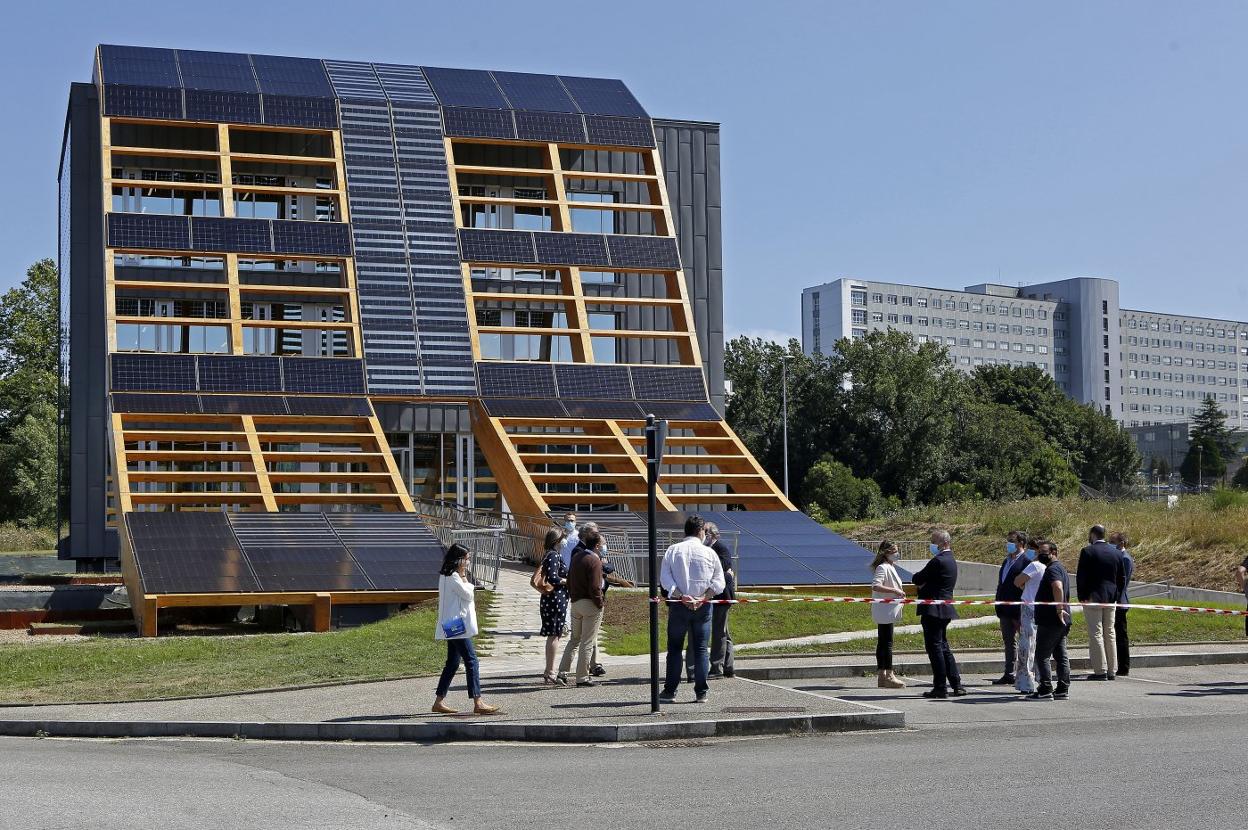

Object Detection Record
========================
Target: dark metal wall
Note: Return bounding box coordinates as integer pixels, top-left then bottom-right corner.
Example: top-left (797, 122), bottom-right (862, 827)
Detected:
top-left (61, 82), bottom-right (114, 562)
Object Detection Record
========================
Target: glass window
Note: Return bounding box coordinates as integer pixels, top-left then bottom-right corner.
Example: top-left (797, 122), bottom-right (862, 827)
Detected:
top-left (886, 294), bottom-right (898, 305)
top-left (851, 290), bottom-right (867, 307)
top-left (917, 316), bottom-right (928, 326)
top-left (871, 311), bottom-right (884, 323)
top-left (887, 313), bottom-right (899, 324)
top-left (871, 293), bottom-right (883, 303)
top-left (852, 309), bottom-right (867, 325)
top-left (917, 298), bottom-right (928, 308)
top-left (901, 296), bottom-right (913, 306)
top-left (902, 315), bottom-right (913, 324)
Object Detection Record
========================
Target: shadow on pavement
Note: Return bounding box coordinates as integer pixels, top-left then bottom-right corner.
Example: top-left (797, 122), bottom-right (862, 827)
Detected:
top-left (1148, 682), bottom-right (1248, 698)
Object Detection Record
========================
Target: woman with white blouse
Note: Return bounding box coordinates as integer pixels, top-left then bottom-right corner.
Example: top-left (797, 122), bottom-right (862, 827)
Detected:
top-left (872, 540), bottom-right (908, 689)
top-left (432, 543), bottom-right (499, 716)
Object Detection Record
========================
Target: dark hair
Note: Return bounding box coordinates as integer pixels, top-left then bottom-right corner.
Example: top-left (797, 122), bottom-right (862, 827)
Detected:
top-left (871, 539), bottom-right (898, 571)
top-left (1090, 524), bottom-right (1106, 540)
top-left (1010, 530), bottom-right (1028, 546)
top-left (579, 529), bottom-right (603, 552)
top-left (1109, 531), bottom-right (1129, 548)
top-left (440, 543), bottom-right (470, 576)
top-left (543, 528), bottom-right (565, 553)
top-left (684, 514), bottom-right (705, 537)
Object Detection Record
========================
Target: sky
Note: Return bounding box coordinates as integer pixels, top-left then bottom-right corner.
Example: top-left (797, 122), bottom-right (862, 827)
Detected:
top-left (5, 0), bottom-right (1248, 342)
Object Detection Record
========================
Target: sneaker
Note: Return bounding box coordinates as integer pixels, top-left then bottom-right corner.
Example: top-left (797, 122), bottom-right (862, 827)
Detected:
top-left (950, 687), bottom-right (969, 697)
top-left (723, 669), bottom-right (735, 678)
top-left (990, 674), bottom-right (1016, 686)
top-left (922, 689), bottom-right (948, 699)
top-left (1028, 685), bottom-right (1054, 700)
top-left (694, 692), bottom-right (709, 703)
top-left (575, 680), bottom-right (595, 688)
top-left (1053, 685), bottom-right (1069, 700)
top-left (659, 691), bottom-right (677, 703)
top-left (707, 671), bottom-right (725, 680)
top-left (590, 664), bottom-right (607, 677)
top-left (1107, 673), bottom-right (1116, 681)
top-left (1086, 673), bottom-right (1109, 681)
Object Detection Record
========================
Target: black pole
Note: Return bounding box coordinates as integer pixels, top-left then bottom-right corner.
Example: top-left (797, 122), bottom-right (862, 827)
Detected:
top-left (646, 414), bottom-right (660, 714)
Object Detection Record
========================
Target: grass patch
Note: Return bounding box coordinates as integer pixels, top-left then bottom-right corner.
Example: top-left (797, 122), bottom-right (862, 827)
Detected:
top-left (0, 523), bottom-right (57, 553)
top-left (600, 590), bottom-right (996, 656)
top-left (750, 598), bottom-right (1248, 656)
top-left (847, 495), bottom-right (1248, 592)
top-left (0, 594), bottom-right (494, 705)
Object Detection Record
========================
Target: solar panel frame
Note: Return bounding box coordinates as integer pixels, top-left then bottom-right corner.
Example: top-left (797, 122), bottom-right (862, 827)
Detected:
top-left (629, 366), bottom-right (708, 401)
top-left (102, 84), bottom-right (186, 120)
top-left (98, 45), bottom-right (181, 87)
top-left (175, 49), bottom-right (259, 92)
top-left (421, 66), bottom-right (510, 109)
top-left (476, 362), bottom-right (557, 398)
top-left (261, 94), bottom-right (339, 129)
top-left (636, 401), bottom-right (721, 421)
top-left (558, 76), bottom-right (649, 118)
top-left (514, 111), bottom-right (587, 144)
top-left (283, 396), bottom-right (373, 417)
top-left (127, 512), bottom-right (260, 594)
top-left (190, 217), bottom-right (272, 254)
top-left (584, 115), bottom-right (657, 148)
top-left (271, 220), bottom-right (353, 257)
top-left (197, 394), bottom-right (289, 415)
top-left (561, 399), bottom-right (647, 419)
top-left (110, 393), bottom-right (202, 415)
top-left (245, 546), bottom-right (374, 592)
top-left (183, 88), bottom-right (262, 124)
top-left (250, 53), bottom-right (334, 97)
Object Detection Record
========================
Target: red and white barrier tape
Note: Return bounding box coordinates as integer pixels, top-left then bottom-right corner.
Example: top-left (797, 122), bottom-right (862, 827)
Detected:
top-left (647, 595), bottom-right (1248, 616)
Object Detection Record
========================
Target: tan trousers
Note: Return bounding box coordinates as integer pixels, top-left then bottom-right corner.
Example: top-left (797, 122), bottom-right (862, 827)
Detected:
top-left (558, 599), bottom-right (604, 682)
top-left (1085, 605), bottom-right (1118, 675)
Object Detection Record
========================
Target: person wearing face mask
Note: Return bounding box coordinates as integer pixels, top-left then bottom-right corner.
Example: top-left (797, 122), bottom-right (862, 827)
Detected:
top-left (558, 514), bottom-right (580, 570)
top-left (871, 541), bottom-right (907, 688)
top-left (1108, 532), bottom-right (1134, 676)
top-left (1032, 541), bottom-right (1072, 700)
top-left (992, 530), bottom-right (1029, 686)
top-left (911, 529), bottom-right (965, 698)
top-left (1012, 540), bottom-right (1048, 695)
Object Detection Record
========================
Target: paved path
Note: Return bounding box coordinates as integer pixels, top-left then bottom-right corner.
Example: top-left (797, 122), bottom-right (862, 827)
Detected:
top-left (479, 564), bottom-right (545, 670)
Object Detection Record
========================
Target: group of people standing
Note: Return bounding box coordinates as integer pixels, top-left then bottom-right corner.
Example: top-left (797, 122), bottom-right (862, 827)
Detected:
top-left (872, 525), bottom-right (1134, 701)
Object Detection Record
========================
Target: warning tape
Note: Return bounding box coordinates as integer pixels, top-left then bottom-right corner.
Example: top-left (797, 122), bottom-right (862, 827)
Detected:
top-left (648, 595), bottom-right (1248, 616)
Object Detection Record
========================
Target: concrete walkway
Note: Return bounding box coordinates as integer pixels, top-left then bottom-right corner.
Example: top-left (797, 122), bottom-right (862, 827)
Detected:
top-left (479, 564), bottom-right (545, 670)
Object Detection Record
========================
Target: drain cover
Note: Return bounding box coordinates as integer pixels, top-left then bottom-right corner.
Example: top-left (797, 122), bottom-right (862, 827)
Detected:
top-left (721, 706), bottom-right (806, 714)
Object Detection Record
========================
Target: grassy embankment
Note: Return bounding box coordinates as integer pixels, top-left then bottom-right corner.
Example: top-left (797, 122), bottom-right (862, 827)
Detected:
top-left (0, 595), bottom-right (493, 705)
top-left (0, 523), bottom-right (57, 554)
top-left (844, 495), bottom-right (1248, 593)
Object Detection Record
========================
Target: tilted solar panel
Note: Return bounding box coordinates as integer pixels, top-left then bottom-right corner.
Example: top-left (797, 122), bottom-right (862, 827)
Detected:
top-left (584, 115), bottom-right (656, 149)
top-left (422, 66), bottom-right (509, 109)
top-left (554, 364), bottom-right (634, 399)
top-left (184, 89), bottom-right (262, 124)
top-left (514, 111), bottom-right (587, 144)
top-left (558, 76), bottom-right (648, 118)
top-left (458, 228), bottom-right (537, 264)
top-left (606, 235), bottom-right (680, 270)
top-left (490, 71), bottom-right (579, 112)
top-left (126, 512), bottom-right (260, 594)
top-left (102, 84), bottom-right (185, 120)
top-left (98, 45), bottom-right (181, 87)
top-left (629, 366), bottom-right (708, 401)
top-left (441, 107), bottom-right (516, 140)
top-left (111, 393), bottom-right (202, 415)
top-left (110, 354), bottom-right (197, 392)
top-left (175, 49), bottom-right (258, 92)
top-left (481, 398), bottom-right (568, 418)
top-left (476, 362), bottom-right (557, 398)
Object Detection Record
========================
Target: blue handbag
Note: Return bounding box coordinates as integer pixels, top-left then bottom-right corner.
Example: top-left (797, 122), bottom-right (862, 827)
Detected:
top-left (440, 615), bottom-right (467, 638)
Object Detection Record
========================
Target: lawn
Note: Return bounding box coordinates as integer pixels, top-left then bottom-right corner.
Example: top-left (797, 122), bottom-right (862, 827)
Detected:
top-left (0, 594), bottom-right (494, 705)
top-left (845, 495), bottom-right (1248, 592)
top-left (599, 589), bottom-right (997, 656)
top-left (748, 598), bottom-right (1248, 656)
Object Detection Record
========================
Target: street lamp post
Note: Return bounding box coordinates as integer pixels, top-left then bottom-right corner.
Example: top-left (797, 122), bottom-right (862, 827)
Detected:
top-left (1198, 443), bottom-right (1204, 493)
top-left (781, 354), bottom-right (789, 499)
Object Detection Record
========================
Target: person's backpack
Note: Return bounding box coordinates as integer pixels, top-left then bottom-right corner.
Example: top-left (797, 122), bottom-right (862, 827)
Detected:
top-left (531, 557), bottom-right (554, 594)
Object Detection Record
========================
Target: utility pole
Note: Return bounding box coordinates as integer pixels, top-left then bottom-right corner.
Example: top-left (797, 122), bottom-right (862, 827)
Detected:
top-left (644, 414), bottom-right (667, 714)
top-left (781, 354), bottom-right (789, 498)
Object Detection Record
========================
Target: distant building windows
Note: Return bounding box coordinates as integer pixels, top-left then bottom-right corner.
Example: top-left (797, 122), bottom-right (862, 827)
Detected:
top-left (871, 311), bottom-right (884, 323)
top-left (917, 298), bottom-right (929, 308)
top-left (917, 316), bottom-right (928, 326)
top-left (886, 294), bottom-right (898, 305)
top-left (851, 289), bottom-right (867, 307)
top-left (852, 328), bottom-right (867, 340)
top-left (902, 315), bottom-right (913, 324)
top-left (871, 292), bottom-right (884, 304)
top-left (887, 313), bottom-right (899, 324)
top-left (851, 309), bottom-right (867, 325)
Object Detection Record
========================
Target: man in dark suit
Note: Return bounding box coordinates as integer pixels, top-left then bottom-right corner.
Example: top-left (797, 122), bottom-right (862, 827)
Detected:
top-left (992, 530), bottom-right (1030, 685)
top-left (1076, 524), bottom-right (1127, 680)
top-left (912, 528), bottom-right (965, 698)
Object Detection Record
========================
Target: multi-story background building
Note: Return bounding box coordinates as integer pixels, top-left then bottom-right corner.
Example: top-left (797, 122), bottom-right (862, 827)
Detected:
top-left (802, 277), bottom-right (1248, 429)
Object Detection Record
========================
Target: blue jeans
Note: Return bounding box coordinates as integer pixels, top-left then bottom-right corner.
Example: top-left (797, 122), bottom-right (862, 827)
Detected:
top-left (436, 638), bottom-right (481, 699)
top-left (665, 603), bottom-right (712, 696)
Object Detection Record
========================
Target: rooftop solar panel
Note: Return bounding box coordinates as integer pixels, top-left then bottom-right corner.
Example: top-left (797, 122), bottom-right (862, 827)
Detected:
top-left (111, 354), bottom-right (197, 392)
top-left (184, 88), bottom-right (263, 124)
top-left (250, 53), bottom-right (333, 97)
top-left (629, 366), bottom-right (708, 401)
top-left (262, 94), bottom-right (338, 129)
top-left (102, 84), bottom-right (186, 120)
top-left (554, 364), bottom-right (633, 399)
top-left (491, 71), bottom-right (580, 112)
top-left (175, 50), bottom-right (258, 92)
top-left (514, 111), bottom-right (587, 144)
top-left (422, 66), bottom-right (509, 109)
top-left (476, 362), bottom-right (557, 398)
top-left (558, 76), bottom-right (648, 118)
top-left (441, 106), bottom-right (517, 140)
top-left (481, 398), bottom-right (568, 418)
top-left (111, 393), bottom-right (202, 415)
top-left (98, 45), bottom-right (182, 87)
top-left (606, 235), bottom-right (680, 270)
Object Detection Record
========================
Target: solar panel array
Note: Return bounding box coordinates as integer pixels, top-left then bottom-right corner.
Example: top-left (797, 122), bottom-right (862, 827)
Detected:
top-left (110, 354), bottom-right (367, 395)
top-left (111, 393), bottom-right (372, 416)
top-left (475, 362), bottom-right (715, 418)
top-left (125, 511), bottom-right (446, 594)
top-left (641, 510), bottom-right (880, 587)
top-left (97, 45), bottom-right (339, 128)
top-left (106, 215), bottom-right (352, 258)
top-left (458, 229), bottom-right (680, 271)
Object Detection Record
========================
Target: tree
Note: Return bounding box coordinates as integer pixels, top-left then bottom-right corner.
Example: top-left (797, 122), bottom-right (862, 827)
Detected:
top-left (0, 259), bottom-right (61, 528)
top-left (1232, 461), bottom-right (1248, 490)
top-left (1149, 456), bottom-right (1172, 480)
top-left (800, 456), bottom-right (883, 521)
top-left (948, 399), bottom-right (1079, 502)
top-left (1189, 396), bottom-right (1236, 464)
top-left (1180, 436), bottom-right (1225, 488)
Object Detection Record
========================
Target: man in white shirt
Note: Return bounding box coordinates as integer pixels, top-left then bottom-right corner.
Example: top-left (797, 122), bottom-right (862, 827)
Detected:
top-left (658, 514), bottom-right (725, 704)
top-left (1013, 540), bottom-right (1048, 694)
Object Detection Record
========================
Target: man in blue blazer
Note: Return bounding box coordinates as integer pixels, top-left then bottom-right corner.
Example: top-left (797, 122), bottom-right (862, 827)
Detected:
top-left (993, 530), bottom-right (1030, 685)
top-left (912, 528), bottom-right (966, 698)
top-left (1076, 524), bottom-right (1127, 680)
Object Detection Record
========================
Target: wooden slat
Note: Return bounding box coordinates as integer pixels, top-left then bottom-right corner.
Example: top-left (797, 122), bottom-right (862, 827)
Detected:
top-left (114, 316), bottom-right (354, 329)
top-left (561, 170), bottom-right (659, 183)
top-left (471, 405), bottom-right (551, 517)
top-left (364, 412), bottom-right (416, 512)
top-left (125, 471), bottom-right (259, 483)
top-left (125, 493), bottom-right (266, 504)
top-left (517, 453), bottom-right (634, 464)
top-left (225, 151), bottom-right (337, 165)
top-left (266, 471), bottom-right (396, 483)
top-left (125, 450), bottom-right (254, 462)
top-left (270, 492), bottom-right (408, 504)
top-left (603, 420), bottom-right (677, 510)
top-left (239, 415), bottom-right (279, 511)
top-left (122, 430), bottom-right (247, 442)
top-left (452, 164), bottom-right (557, 179)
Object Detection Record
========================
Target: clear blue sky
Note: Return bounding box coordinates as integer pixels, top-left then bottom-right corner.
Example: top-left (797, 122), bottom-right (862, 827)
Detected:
top-left (6, 0), bottom-right (1248, 340)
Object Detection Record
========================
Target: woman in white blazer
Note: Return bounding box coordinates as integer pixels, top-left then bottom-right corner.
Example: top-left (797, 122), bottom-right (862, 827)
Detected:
top-left (872, 540), bottom-right (908, 689)
top-left (432, 543), bottom-right (498, 716)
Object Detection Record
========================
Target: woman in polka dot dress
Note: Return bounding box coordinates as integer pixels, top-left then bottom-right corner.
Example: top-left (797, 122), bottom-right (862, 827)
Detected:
top-left (539, 527), bottom-right (570, 685)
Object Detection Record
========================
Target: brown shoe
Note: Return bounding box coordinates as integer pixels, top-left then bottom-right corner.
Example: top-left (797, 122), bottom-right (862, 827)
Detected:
top-left (431, 701), bottom-right (457, 715)
top-left (473, 702), bottom-right (500, 715)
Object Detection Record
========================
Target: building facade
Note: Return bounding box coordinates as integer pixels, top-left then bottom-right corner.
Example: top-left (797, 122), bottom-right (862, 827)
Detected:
top-left (60, 45), bottom-right (791, 570)
top-left (802, 277), bottom-right (1248, 428)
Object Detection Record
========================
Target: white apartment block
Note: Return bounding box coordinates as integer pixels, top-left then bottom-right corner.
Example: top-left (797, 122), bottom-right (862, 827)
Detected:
top-left (801, 277), bottom-right (1247, 427)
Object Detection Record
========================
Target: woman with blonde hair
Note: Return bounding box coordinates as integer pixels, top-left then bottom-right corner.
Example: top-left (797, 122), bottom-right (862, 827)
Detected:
top-left (871, 540), bottom-right (908, 689)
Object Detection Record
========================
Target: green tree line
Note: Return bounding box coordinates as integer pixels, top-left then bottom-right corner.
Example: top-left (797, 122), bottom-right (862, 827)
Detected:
top-left (725, 330), bottom-right (1141, 521)
top-left (0, 259), bottom-right (61, 529)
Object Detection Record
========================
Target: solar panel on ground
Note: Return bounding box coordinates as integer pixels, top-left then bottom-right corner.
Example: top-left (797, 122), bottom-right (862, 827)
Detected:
top-left (126, 512), bottom-right (259, 594)
top-left (325, 514), bottom-right (444, 591)
top-left (244, 546), bottom-right (373, 592)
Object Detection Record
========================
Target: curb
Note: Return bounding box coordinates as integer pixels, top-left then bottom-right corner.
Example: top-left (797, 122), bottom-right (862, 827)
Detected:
top-left (735, 649), bottom-right (1248, 680)
top-left (0, 709), bottom-right (903, 744)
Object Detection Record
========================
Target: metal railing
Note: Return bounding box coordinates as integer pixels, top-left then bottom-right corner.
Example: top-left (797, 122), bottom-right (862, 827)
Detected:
top-left (451, 528), bottom-right (504, 590)
top-left (852, 540), bottom-right (930, 560)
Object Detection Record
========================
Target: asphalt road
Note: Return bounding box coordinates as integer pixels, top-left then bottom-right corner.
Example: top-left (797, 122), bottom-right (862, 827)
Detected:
top-left (3, 664), bottom-right (1246, 829)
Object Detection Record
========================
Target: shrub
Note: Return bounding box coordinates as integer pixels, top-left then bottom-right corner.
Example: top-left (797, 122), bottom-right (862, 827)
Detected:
top-left (1210, 487), bottom-right (1248, 512)
top-left (1232, 463), bottom-right (1248, 491)
top-left (801, 456), bottom-right (883, 521)
top-left (931, 481), bottom-right (980, 505)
